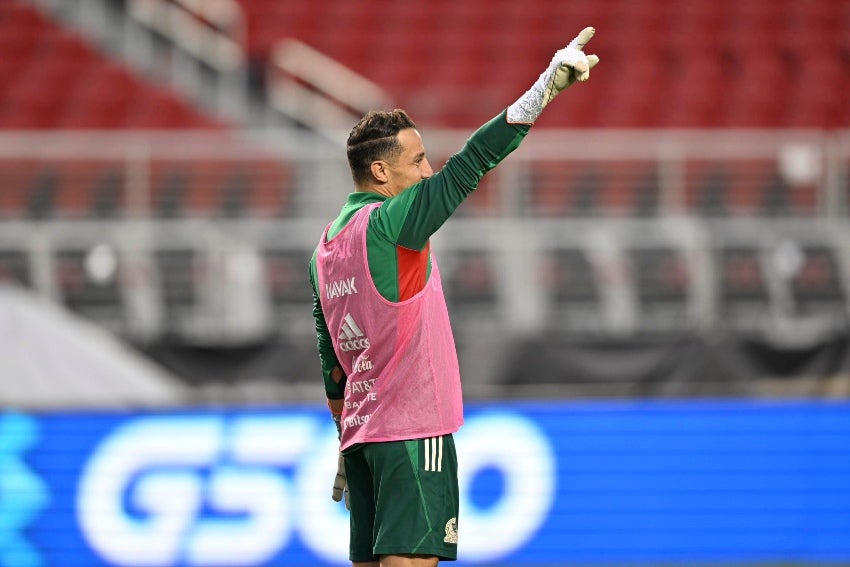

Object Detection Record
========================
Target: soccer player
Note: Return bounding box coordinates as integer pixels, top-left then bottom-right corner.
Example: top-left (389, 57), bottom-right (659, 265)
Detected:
top-left (309, 27), bottom-right (599, 567)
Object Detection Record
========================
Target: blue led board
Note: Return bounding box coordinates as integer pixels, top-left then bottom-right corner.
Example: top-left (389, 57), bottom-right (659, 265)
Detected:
top-left (2, 400), bottom-right (849, 566)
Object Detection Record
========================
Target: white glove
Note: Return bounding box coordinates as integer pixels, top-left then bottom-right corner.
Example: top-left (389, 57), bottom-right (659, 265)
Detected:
top-left (507, 27), bottom-right (600, 124)
top-left (332, 453), bottom-right (350, 510)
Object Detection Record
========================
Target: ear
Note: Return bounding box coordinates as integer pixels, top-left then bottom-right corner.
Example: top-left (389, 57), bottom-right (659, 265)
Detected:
top-left (370, 160), bottom-right (389, 183)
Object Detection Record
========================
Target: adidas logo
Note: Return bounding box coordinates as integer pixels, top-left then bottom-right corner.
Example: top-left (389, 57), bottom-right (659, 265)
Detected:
top-left (338, 313), bottom-right (370, 352)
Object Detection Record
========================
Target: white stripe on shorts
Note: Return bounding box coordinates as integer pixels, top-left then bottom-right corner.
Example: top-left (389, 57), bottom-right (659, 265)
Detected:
top-left (424, 437), bottom-right (443, 472)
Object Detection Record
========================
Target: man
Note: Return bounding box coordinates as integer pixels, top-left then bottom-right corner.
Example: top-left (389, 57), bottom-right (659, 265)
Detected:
top-left (309, 27), bottom-right (599, 566)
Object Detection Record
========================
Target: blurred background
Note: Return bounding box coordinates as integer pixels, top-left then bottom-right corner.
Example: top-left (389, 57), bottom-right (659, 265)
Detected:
top-left (1, 0), bottom-right (850, 566)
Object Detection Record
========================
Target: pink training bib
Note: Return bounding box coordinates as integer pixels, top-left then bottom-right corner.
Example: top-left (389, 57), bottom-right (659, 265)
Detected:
top-left (316, 202), bottom-right (464, 450)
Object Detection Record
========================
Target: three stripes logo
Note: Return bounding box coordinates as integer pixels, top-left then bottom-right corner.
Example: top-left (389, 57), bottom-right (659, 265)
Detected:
top-left (423, 436), bottom-right (443, 472)
top-left (338, 313), bottom-right (370, 352)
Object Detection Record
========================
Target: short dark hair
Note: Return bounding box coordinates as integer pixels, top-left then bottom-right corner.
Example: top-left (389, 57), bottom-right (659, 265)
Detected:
top-left (346, 109), bottom-right (416, 185)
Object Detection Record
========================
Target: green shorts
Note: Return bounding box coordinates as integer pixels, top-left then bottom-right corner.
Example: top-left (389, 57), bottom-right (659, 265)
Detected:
top-left (344, 434), bottom-right (459, 563)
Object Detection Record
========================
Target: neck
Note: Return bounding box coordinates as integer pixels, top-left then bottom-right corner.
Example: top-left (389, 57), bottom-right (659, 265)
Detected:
top-left (356, 184), bottom-right (393, 198)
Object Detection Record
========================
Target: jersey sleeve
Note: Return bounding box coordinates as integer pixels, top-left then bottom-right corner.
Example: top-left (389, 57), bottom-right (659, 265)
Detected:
top-left (384, 110), bottom-right (531, 251)
top-left (309, 252), bottom-right (346, 400)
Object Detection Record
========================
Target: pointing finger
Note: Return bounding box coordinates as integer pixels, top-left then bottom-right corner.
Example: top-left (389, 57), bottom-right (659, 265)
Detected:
top-left (567, 27), bottom-right (595, 51)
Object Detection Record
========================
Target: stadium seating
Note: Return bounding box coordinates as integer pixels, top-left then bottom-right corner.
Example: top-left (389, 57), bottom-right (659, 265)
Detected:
top-left (717, 245), bottom-right (771, 330)
top-left (544, 248), bottom-right (605, 332)
top-left (0, 1), bottom-right (299, 220)
top-left (1, 0), bottom-right (844, 221)
top-left (54, 248), bottom-right (124, 330)
top-left (0, 250), bottom-right (30, 287)
top-left (0, 2), bottom-right (218, 130)
top-left (3, 1), bottom-right (847, 132)
top-left (0, 1), bottom-right (297, 220)
top-left (789, 245), bottom-right (846, 318)
top-left (232, 0), bottom-right (850, 130)
top-left (444, 250), bottom-right (498, 312)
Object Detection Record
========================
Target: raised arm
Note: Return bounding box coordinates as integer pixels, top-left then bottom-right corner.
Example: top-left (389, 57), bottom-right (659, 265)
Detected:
top-left (375, 27), bottom-right (600, 251)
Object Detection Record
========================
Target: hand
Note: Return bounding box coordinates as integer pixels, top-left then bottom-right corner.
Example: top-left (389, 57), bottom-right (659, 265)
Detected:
top-left (332, 453), bottom-right (350, 510)
top-left (546, 27), bottom-right (600, 101)
top-left (507, 26), bottom-right (600, 124)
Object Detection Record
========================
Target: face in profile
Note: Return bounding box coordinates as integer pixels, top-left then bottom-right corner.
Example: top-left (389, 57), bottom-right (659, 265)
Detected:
top-left (378, 128), bottom-right (433, 196)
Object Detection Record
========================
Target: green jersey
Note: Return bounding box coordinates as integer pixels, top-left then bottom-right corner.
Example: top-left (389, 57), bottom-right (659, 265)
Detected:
top-left (309, 110), bottom-right (530, 400)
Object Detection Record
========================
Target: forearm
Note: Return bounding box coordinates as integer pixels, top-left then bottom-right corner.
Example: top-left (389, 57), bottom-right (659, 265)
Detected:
top-left (396, 111), bottom-right (530, 250)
